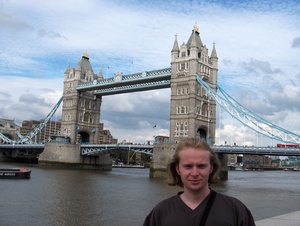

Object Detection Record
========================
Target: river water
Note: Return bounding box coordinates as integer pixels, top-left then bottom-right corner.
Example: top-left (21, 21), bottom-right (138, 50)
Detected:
top-left (0, 162), bottom-right (300, 226)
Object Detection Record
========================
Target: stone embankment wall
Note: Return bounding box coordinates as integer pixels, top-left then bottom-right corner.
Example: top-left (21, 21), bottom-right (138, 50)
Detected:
top-left (39, 143), bottom-right (112, 170)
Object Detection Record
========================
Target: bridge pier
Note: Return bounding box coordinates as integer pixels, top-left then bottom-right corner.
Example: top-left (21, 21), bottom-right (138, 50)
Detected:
top-left (150, 143), bottom-right (228, 180)
top-left (39, 143), bottom-right (112, 169)
top-left (150, 143), bottom-right (176, 179)
top-left (218, 153), bottom-right (228, 180)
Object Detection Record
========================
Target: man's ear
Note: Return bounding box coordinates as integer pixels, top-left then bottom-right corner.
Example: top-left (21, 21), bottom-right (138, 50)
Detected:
top-left (176, 164), bottom-right (180, 175)
top-left (210, 164), bottom-right (213, 174)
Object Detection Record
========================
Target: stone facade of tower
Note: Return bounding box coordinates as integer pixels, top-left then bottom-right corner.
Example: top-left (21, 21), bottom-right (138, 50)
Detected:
top-left (40, 53), bottom-right (111, 169)
top-left (169, 24), bottom-right (218, 144)
top-left (61, 53), bottom-right (102, 144)
top-left (151, 25), bottom-right (223, 179)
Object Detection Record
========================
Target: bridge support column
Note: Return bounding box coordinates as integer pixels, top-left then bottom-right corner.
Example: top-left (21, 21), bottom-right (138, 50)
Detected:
top-left (218, 153), bottom-right (228, 180)
top-left (39, 143), bottom-right (112, 170)
top-left (150, 143), bottom-right (176, 179)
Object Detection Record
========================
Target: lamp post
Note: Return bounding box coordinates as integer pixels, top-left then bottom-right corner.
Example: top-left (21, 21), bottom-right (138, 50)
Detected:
top-left (207, 99), bottom-right (210, 145)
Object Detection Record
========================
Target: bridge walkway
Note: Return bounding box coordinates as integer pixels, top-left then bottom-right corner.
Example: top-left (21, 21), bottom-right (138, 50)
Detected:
top-left (255, 210), bottom-right (300, 226)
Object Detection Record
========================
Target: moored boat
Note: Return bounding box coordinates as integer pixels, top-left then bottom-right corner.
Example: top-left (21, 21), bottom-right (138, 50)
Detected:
top-left (0, 168), bottom-right (31, 179)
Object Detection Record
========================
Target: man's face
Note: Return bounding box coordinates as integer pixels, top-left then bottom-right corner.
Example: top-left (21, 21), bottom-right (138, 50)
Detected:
top-left (176, 147), bottom-right (213, 193)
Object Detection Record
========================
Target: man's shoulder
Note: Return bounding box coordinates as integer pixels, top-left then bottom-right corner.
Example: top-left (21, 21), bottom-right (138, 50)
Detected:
top-left (152, 194), bottom-right (180, 210)
top-left (214, 191), bottom-right (246, 206)
top-left (208, 190), bottom-right (256, 225)
top-left (157, 194), bottom-right (178, 205)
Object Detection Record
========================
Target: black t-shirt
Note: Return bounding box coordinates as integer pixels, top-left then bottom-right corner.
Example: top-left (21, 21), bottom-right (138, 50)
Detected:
top-left (143, 190), bottom-right (256, 226)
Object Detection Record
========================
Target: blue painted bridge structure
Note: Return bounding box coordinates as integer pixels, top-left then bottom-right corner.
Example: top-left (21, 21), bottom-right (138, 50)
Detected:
top-left (80, 144), bottom-right (300, 156)
top-left (1, 65), bottom-right (300, 159)
top-left (1, 65), bottom-right (299, 147)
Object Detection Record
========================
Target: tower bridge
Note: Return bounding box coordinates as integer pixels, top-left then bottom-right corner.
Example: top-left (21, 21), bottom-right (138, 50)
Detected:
top-left (1, 24), bottom-right (299, 179)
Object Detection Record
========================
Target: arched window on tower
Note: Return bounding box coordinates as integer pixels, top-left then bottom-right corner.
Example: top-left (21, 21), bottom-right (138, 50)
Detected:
top-left (84, 113), bottom-right (89, 122)
top-left (181, 106), bottom-right (185, 114)
top-left (179, 62), bottom-right (186, 71)
top-left (184, 121), bottom-right (188, 136)
top-left (180, 123), bottom-right (184, 136)
top-left (197, 128), bottom-right (207, 141)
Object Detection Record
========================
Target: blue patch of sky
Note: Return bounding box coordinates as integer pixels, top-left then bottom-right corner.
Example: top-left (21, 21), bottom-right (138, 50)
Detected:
top-left (112, 0), bottom-right (299, 14)
top-left (1, 57), bottom-right (64, 79)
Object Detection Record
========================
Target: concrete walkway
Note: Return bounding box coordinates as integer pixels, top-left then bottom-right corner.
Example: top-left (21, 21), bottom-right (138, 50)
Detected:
top-left (255, 210), bottom-right (300, 226)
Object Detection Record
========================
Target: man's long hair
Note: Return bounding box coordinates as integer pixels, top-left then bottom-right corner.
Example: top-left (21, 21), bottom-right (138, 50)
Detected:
top-left (167, 138), bottom-right (220, 187)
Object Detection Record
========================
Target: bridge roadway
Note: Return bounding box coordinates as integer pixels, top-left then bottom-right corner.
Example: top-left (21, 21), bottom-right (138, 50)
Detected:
top-left (1, 144), bottom-right (300, 157)
top-left (80, 144), bottom-right (300, 156)
top-left (0, 144), bottom-right (44, 158)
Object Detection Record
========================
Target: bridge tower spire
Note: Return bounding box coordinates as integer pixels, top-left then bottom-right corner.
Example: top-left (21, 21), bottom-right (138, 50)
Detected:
top-left (170, 24), bottom-right (218, 144)
top-left (61, 52), bottom-right (102, 144)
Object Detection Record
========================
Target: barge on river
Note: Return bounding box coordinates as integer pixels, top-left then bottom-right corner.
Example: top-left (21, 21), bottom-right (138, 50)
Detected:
top-left (0, 168), bottom-right (31, 179)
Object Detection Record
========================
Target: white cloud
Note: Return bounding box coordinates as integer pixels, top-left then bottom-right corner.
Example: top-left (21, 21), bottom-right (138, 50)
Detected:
top-left (0, 76), bottom-right (62, 124)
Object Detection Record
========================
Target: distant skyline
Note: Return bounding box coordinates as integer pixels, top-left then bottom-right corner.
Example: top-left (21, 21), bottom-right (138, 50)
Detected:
top-left (0, 0), bottom-right (299, 145)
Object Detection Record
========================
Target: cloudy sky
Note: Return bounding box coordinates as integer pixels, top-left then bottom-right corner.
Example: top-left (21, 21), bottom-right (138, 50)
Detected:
top-left (0, 0), bottom-right (299, 145)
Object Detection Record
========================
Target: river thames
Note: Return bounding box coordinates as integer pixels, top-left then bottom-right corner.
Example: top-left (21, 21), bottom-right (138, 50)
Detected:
top-left (0, 163), bottom-right (300, 226)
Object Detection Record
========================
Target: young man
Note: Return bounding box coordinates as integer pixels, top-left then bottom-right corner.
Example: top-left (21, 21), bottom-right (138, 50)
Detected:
top-left (144, 138), bottom-right (256, 226)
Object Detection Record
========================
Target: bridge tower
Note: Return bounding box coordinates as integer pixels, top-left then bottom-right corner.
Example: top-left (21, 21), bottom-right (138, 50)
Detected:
top-left (170, 24), bottom-right (218, 144)
top-left (61, 53), bottom-right (102, 144)
top-left (40, 53), bottom-right (111, 169)
top-left (150, 24), bottom-right (223, 179)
